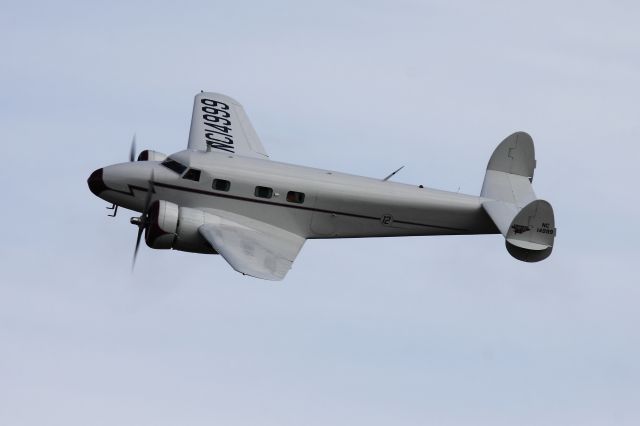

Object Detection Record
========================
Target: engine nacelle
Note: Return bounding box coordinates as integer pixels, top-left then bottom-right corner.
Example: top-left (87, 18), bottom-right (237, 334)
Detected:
top-left (145, 201), bottom-right (215, 254)
top-left (145, 200), bottom-right (178, 249)
top-left (137, 150), bottom-right (167, 162)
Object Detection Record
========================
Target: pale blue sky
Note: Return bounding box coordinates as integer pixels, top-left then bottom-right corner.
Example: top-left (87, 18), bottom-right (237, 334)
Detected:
top-left (1, 1), bottom-right (639, 425)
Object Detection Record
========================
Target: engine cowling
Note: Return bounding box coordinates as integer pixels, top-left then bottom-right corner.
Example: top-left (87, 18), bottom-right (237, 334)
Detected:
top-left (145, 201), bottom-right (215, 254)
top-left (145, 200), bottom-right (178, 249)
top-left (137, 150), bottom-right (167, 162)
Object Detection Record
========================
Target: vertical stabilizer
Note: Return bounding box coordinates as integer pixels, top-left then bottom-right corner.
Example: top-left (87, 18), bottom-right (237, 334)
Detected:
top-left (481, 132), bottom-right (537, 206)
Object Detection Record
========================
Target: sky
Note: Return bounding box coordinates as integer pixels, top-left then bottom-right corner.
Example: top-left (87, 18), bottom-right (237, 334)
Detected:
top-left (1, 1), bottom-right (639, 425)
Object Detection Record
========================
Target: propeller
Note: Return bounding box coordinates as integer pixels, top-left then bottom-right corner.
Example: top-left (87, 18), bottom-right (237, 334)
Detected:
top-left (130, 170), bottom-right (155, 271)
top-left (129, 133), bottom-right (137, 162)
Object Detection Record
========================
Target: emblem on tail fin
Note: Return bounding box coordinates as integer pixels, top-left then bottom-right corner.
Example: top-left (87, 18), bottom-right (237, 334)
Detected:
top-left (511, 224), bottom-right (532, 234)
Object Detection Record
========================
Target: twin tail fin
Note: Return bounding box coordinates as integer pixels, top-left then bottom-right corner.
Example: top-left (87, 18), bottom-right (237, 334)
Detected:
top-left (481, 132), bottom-right (556, 262)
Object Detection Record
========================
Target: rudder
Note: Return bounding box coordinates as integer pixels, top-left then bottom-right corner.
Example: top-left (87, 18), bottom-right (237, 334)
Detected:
top-left (505, 199), bottom-right (555, 262)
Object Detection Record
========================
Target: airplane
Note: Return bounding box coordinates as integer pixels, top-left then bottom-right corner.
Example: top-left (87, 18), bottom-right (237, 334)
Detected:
top-left (88, 92), bottom-right (556, 281)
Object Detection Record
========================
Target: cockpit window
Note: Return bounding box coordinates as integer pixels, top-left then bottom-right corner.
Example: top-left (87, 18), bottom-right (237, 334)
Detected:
top-left (182, 168), bottom-right (201, 181)
top-left (161, 158), bottom-right (187, 175)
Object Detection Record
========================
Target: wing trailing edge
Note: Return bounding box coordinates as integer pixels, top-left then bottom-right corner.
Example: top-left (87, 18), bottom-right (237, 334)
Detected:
top-left (198, 212), bottom-right (305, 281)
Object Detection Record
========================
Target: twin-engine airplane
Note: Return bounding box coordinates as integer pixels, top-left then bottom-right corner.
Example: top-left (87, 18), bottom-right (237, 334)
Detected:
top-left (88, 92), bottom-right (556, 280)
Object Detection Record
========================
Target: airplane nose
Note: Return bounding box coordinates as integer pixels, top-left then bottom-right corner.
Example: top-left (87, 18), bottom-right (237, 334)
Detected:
top-left (87, 168), bottom-right (108, 196)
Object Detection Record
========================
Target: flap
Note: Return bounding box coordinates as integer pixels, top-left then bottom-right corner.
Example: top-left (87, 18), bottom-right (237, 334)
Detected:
top-left (198, 215), bottom-right (305, 281)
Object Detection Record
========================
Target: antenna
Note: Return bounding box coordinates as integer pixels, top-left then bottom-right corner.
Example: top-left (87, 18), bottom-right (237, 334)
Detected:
top-left (382, 166), bottom-right (405, 181)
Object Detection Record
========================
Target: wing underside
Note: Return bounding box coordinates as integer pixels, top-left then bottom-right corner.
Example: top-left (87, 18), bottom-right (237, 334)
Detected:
top-left (198, 213), bottom-right (305, 281)
top-left (187, 92), bottom-right (269, 159)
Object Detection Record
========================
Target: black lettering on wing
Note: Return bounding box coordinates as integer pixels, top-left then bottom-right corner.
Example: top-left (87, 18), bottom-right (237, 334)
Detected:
top-left (203, 107), bottom-right (231, 118)
top-left (199, 97), bottom-right (236, 153)
top-left (209, 124), bottom-right (230, 133)
top-left (205, 132), bottom-right (234, 153)
top-left (205, 133), bottom-right (233, 145)
top-left (201, 98), bottom-right (230, 110)
top-left (208, 141), bottom-right (235, 153)
top-left (202, 113), bottom-right (231, 126)
top-left (203, 120), bottom-right (233, 136)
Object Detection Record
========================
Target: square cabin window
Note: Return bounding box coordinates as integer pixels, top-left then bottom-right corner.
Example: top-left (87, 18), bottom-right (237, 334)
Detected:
top-left (182, 168), bottom-right (201, 181)
top-left (212, 179), bottom-right (230, 192)
top-left (254, 186), bottom-right (273, 199)
top-left (286, 191), bottom-right (305, 204)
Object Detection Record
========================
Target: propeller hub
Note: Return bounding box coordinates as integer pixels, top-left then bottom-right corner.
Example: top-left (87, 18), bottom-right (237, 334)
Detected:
top-left (130, 217), bottom-right (144, 226)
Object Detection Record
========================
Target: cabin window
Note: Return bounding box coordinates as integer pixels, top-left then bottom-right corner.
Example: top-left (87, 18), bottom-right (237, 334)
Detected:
top-left (182, 168), bottom-right (201, 181)
top-left (254, 186), bottom-right (273, 199)
top-left (161, 158), bottom-right (187, 175)
top-left (212, 179), bottom-right (230, 192)
top-left (286, 191), bottom-right (305, 204)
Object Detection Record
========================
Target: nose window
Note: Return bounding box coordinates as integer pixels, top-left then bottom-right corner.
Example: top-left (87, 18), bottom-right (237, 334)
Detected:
top-left (182, 168), bottom-right (201, 181)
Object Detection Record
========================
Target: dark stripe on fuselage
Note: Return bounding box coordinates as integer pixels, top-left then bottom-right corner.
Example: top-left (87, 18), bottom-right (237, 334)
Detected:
top-left (105, 181), bottom-right (470, 233)
top-left (158, 182), bottom-right (469, 233)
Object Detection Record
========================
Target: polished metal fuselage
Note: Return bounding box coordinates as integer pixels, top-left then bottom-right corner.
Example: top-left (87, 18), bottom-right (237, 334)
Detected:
top-left (97, 150), bottom-right (498, 239)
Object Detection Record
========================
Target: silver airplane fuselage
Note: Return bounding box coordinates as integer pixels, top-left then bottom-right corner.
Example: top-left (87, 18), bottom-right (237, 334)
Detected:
top-left (90, 149), bottom-right (497, 240)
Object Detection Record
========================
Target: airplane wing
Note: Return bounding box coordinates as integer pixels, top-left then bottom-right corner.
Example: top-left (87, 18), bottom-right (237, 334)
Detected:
top-left (187, 92), bottom-right (269, 159)
top-left (198, 214), bottom-right (305, 281)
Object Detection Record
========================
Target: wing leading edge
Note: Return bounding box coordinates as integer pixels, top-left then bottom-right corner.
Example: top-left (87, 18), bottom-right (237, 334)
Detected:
top-left (198, 214), bottom-right (305, 281)
top-left (187, 92), bottom-right (269, 159)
